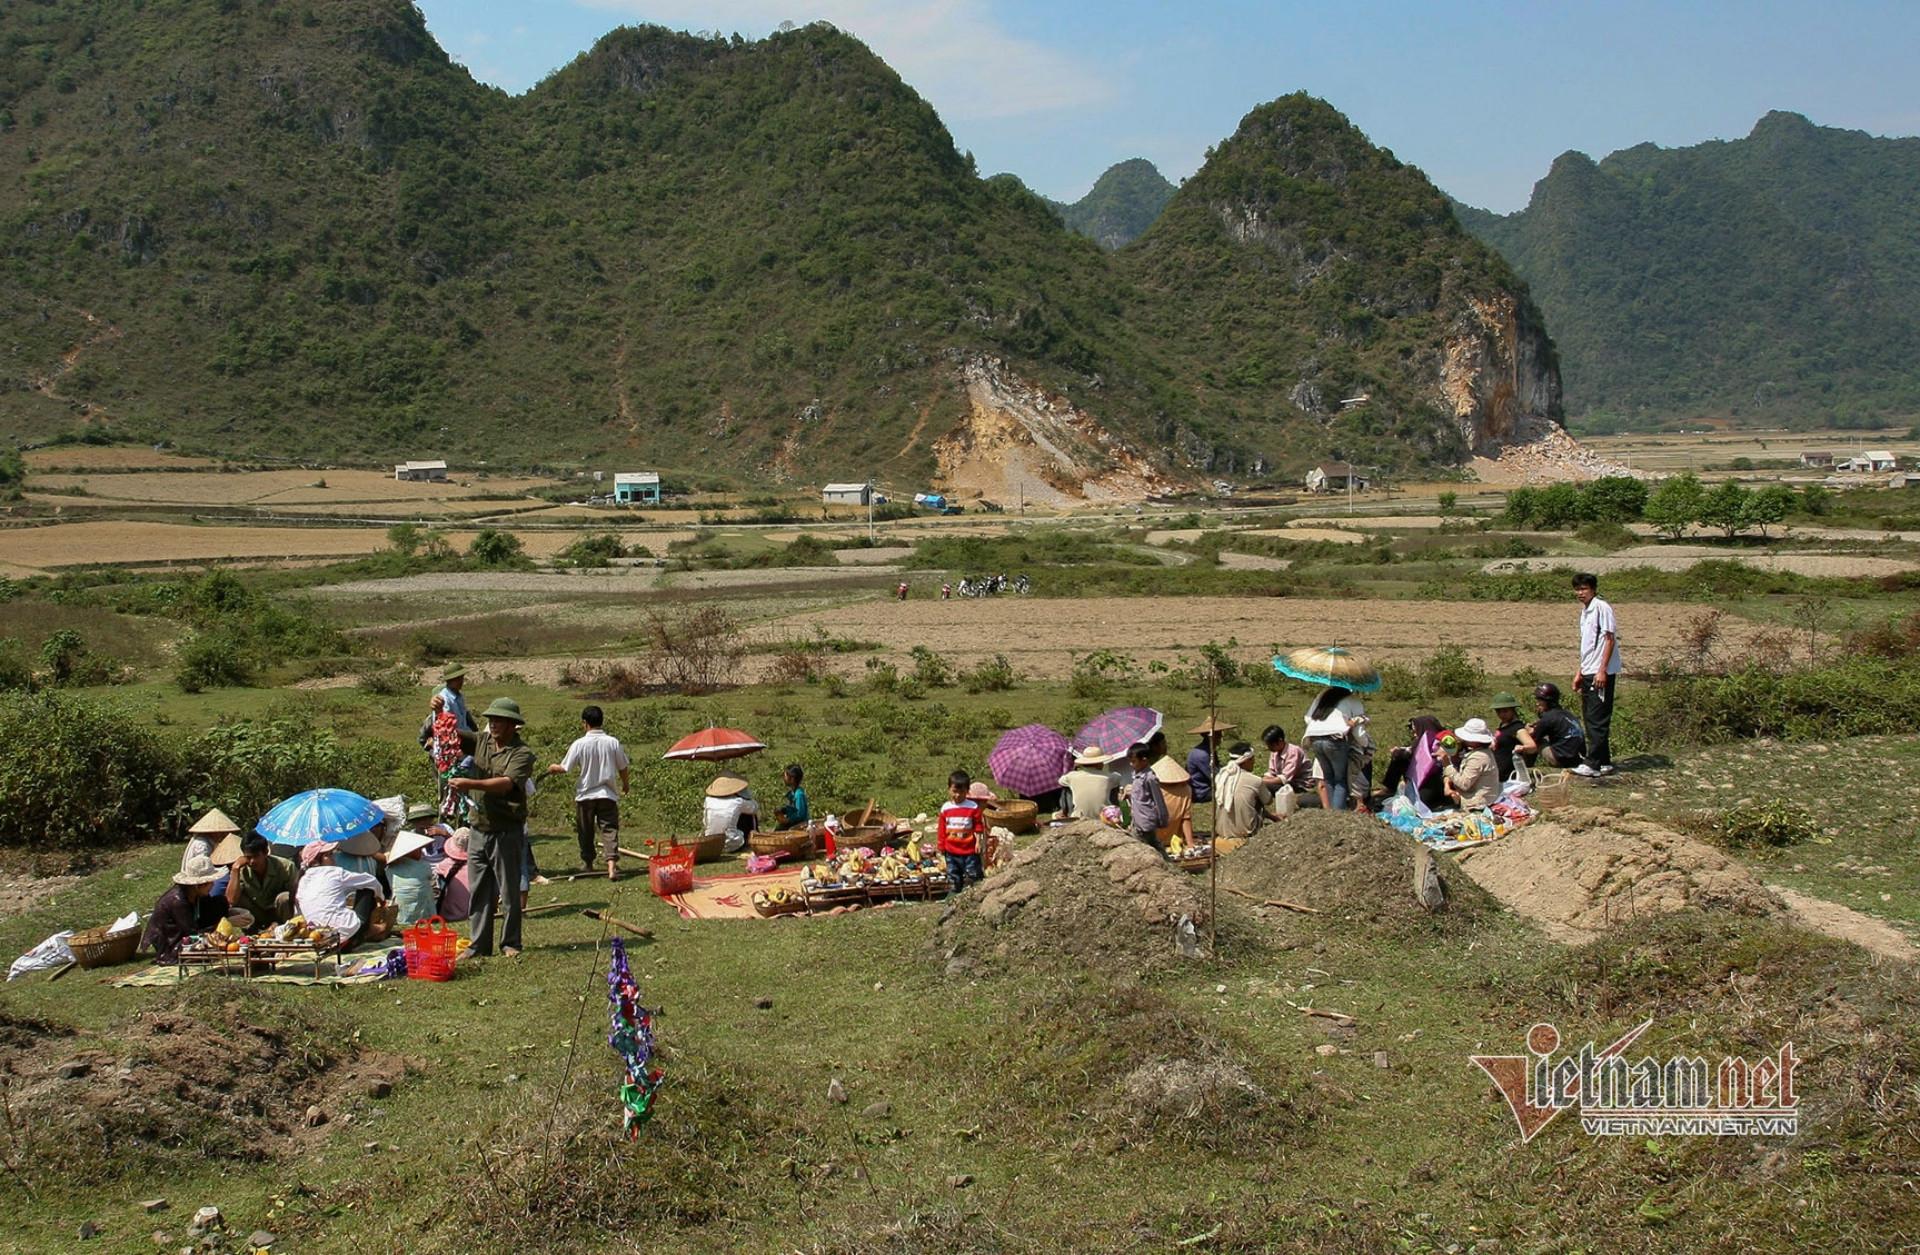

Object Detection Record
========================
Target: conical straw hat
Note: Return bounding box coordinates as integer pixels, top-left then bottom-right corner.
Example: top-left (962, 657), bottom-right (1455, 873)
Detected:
top-left (189, 808), bottom-right (240, 835)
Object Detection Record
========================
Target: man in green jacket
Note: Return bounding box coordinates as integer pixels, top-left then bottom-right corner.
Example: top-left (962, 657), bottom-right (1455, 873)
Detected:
top-left (448, 697), bottom-right (536, 958)
top-left (226, 833), bottom-right (298, 927)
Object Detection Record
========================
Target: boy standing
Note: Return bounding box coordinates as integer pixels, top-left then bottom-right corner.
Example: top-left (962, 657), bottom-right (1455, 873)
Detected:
top-left (546, 705), bottom-right (631, 882)
top-left (937, 770), bottom-right (984, 894)
top-left (1571, 572), bottom-right (1622, 777)
top-left (1125, 742), bottom-right (1169, 849)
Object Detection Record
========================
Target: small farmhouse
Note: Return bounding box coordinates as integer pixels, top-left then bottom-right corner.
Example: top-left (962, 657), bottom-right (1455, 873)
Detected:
top-left (1306, 462), bottom-right (1369, 493)
top-left (823, 482), bottom-right (872, 506)
top-left (394, 460), bottom-right (449, 482)
top-left (613, 472), bottom-right (661, 505)
top-left (1798, 450), bottom-right (1832, 468)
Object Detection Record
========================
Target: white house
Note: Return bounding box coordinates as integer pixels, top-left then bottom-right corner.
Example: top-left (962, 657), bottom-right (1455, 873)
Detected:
top-left (1305, 462), bottom-right (1369, 493)
top-left (394, 460), bottom-right (449, 482)
top-left (1865, 450), bottom-right (1899, 472)
top-left (1798, 450), bottom-right (1833, 468)
top-left (822, 482), bottom-right (872, 506)
top-left (613, 472), bottom-right (661, 505)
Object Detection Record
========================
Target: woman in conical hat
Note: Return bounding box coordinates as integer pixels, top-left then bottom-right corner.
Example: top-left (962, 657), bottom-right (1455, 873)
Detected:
top-left (181, 808), bottom-right (240, 873)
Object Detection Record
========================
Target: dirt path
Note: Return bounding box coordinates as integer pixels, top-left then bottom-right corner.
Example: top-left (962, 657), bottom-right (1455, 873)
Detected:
top-left (1769, 885), bottom-right (1919, 962)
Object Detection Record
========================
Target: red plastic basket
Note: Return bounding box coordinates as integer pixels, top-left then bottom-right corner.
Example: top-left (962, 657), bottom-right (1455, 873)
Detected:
top-left (649, 841), bottom-right (697, 899)
top-left (403, 915), bottom-right (459, 981)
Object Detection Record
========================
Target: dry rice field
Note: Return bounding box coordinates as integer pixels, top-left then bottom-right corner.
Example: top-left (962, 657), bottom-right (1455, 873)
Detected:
top-left (766, 595), bottom-right (1780, 679)
top-left (29, 468), bottom-right (553, 507)
top-left (0, 521), bottom-right (597, 572)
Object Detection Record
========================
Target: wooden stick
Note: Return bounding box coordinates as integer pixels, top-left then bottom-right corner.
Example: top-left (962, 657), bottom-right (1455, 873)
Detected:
top-left (1223, 886), bottom-right (1323, 914)
top-left (46, 961), bottom-right (75, 983)
top-left (1289, 1002), bottom-right (1356, 1026)
top-left (617, 846), bottom-right (650, 862)
top-left (581, 909), bottom-right (653, 940)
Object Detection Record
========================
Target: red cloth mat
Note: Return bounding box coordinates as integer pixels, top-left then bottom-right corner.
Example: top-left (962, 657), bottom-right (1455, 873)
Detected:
top-left (665, 866), bottom-right (807, 920)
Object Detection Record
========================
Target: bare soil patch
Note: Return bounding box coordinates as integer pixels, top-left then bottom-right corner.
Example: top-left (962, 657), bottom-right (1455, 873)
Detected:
top-left (1768, 885), bottom-right (1919, 963)
top-left (0, 984), bottom-right (406, 1187)
top-left (22, 447), bottom-right (214, 471)
top-left (1456, 807), bottom-right (1782, 943)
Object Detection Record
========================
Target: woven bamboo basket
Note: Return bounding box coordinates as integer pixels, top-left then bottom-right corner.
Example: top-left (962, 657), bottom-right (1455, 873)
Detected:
top-left (69, 924), bottom-right (141, 969)
top-left (686, 833), bottom-right (729, 863)
top-left (983, 800), bottom-right (1039, 834)
top-left (748, 828), bottom-right (815, 859)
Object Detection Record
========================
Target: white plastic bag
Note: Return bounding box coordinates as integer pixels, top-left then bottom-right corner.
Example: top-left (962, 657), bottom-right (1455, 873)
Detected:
top-left (8, 930), bottom-right (75, 981)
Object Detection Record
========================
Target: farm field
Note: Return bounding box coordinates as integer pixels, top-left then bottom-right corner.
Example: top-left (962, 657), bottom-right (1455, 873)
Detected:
top-left (1585, 427), bottom-right (1920, 474)
top-left (0, 521), bottom-right (601, 573)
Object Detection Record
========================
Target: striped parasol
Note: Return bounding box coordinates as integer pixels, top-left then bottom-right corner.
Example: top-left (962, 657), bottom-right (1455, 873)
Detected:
top-left (1272, 645), bottom-right (1382, 693)
top-left (987, 724), bottom-right (1074, 797)
top-left (662, 726), bottom-right (767, 762)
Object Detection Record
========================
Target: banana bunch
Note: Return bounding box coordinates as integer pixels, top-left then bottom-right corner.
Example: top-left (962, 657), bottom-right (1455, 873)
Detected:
top-left (1167, 834), bottom-right (1185, 859)
top-left (214, 916), bottom-right (239, 940)
top-left (873, 854), bottom-right (911, 881)
top-left (753, 887), bottom-right (800, 910)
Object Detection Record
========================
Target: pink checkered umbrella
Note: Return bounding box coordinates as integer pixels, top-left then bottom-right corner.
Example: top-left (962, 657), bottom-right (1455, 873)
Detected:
top-left (987, 724), bottom-right (1074, 798)
top-left (1072, 707), bottom-right (1163, 758)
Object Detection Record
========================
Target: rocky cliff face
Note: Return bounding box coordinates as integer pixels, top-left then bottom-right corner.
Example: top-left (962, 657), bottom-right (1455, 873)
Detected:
top-left (1439, 293), bottom-right (1564, 454)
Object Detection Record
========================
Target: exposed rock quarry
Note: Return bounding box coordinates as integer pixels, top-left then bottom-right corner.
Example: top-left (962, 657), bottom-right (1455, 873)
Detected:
top-left (935, 355), bottom-right (1175, 506)
top-left (1441, 293), bottom-right (1564, 454)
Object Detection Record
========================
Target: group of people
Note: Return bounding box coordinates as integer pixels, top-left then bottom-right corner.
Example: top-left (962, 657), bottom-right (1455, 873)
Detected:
top-left (144, 803), bottom-right (448, 963)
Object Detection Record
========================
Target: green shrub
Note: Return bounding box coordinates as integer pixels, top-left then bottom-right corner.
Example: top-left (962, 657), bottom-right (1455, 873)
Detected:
top-left (0, 637), bottom-right (33, 690)
top-left (909, 645), bottom-right (954, 688)
top-left (1574, 521), bottom-right (1637, 551)
top-left (1418, 645), bottom-right (1485, 698)
top-left (0, 691), bottom-right (181, 850)
top-left (356, 664), bottom-right (420, 697)
top-left (560, 532), bottom-right (626, 568)
top-left (176, 629), bottom-right (253, 692)
top-left (1068, 648), bottom-right (1139, 700)
top-left (469, 528), bottom-right (525, 566)
top-left (1633, 658), bottom-right (1920, 745)
top-left (38, 628), bottom-right (118, 686)
top-left (961, 653), bottom-right (1019, 693)
top-left (863, 657), bottom-right (899, 693)
top-left (1699, 800), bottom-right (1818, 849)
top-left (180, 715), bottom-right (413, 825)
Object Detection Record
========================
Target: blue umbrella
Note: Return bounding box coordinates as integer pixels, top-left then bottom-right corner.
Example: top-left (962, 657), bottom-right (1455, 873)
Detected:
top-left (255, 788), bottom-right (386, 847)
top-left (1272, 646), bottom-right (1383, 694)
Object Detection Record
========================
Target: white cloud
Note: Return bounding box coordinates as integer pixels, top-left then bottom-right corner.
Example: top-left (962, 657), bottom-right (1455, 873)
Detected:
top-left (574, 0), bottom-right (1114, 120)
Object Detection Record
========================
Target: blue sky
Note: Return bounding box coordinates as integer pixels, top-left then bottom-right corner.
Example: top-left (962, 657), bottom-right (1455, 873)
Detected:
top-left (415, 0), bottom-right (1920, 212)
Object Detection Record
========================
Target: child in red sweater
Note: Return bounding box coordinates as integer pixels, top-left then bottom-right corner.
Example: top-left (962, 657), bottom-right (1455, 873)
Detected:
top-left (937, 769), bottom-right (984, 894)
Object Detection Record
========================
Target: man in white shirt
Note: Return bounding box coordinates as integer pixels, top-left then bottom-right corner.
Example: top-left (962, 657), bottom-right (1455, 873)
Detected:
top-left (294, 841), bottom-right (389, 950)
top-left (1571, 572), bottom-right (1622, 777)
top-left (546, 705), bottom-right (632, 881)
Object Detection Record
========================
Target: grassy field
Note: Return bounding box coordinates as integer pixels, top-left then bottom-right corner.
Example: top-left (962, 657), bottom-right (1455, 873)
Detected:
top-left (4, 440), bottom-right (1920, 1251)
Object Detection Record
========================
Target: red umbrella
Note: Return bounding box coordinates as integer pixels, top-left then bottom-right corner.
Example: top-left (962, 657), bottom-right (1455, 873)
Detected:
top-left (662, 727), bottom-right (767, 762)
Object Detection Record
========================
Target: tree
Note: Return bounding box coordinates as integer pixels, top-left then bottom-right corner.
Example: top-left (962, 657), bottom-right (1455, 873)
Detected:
top-left (1582, 475), bottom-right (1648, 523)
top-left (1644, 473), bottom-right (1705, 541)
top-left (0, 449), bottom-right (23, 500)
top-left (1740, 484), bottom-right (1795, 539)
top-left (1501, 487), bottom-right (1538, 527)
top-left (1697, 481), bottom-right (1751, 539)
top-left (386, 522), bottom-right (423, 555)
top-left (468, 529), bottom-right (524, 565)
top-left (1437, 490), bottom-right (1458, 516)
top-left (1532, 483), bottom-right (1584, 528)
top-left (1799, 483), bottom-right (1831, 516)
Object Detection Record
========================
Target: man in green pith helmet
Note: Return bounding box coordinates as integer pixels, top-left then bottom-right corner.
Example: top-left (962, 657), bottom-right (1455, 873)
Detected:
top-left (448, 697), bottom-right (535, 958)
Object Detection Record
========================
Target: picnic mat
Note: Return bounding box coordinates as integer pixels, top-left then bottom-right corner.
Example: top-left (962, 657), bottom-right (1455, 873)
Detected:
top-left (665, 867), bottom-right (807, 920)
top-left (112, 944), bottom-right (396, 987)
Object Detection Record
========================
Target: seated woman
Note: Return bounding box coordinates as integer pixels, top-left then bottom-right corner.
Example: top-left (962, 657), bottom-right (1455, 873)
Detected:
top-left (181, 808), bottom-right (240, 872)
top-left (142, 855), bottom-right (251, 962)
top-left (776, 764), bottom-right (810, 829)
top-left (703, 776), bottom-right (759, 852)
top-left (1439, 720), bottom-right (1502, 809)
top-left (1146, 744), bottom-right (1196, 849)
top-left (383, 830), bottom-right (439, 928)
top-left (294, 841), bottom-right (392, 951)
top-left (1379, 715), bottom-right (1448, 811)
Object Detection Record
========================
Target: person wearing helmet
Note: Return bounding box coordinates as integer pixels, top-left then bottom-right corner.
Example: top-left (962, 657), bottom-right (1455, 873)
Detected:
top-left (1517, 682), bottom-right (1585, 770)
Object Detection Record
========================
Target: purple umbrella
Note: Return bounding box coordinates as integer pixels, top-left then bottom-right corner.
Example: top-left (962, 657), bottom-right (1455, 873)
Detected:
top-left (1072, 707), bottom-right (1163, 760)
top-left (988, 724), bottom-right (1074, 797)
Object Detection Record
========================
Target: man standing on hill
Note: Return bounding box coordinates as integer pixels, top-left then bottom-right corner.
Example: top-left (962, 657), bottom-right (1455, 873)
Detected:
top-left (547, 705), bottom-right (631, 882)
top-left (1571, 572), bottom-right (1621, 777)
top-left (448, 697), bottom-right (535, 958)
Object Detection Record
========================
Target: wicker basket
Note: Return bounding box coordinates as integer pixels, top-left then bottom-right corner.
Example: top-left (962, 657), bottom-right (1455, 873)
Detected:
top-left (686, 833), bottom-right (729, 863)
top-left (749, 828), bottom-right (815, 859)
top-left (983, 800), bottom-right (1039, 834)
top-left (70, 925), bottom-right (141, 969)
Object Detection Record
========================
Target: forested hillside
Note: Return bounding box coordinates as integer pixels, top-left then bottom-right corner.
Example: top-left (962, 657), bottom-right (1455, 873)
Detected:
top-left (1044, 158), bottom-right (1176, 249)
top-left (0, 0), bottom-right (1558, 482)
top-left (1459, 113), bottom-right (1920, 429)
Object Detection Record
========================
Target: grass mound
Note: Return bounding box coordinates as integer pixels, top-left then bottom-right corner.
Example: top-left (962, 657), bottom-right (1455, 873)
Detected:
top-left (934, 820), bottom-right (1242, 975)
top-left (1220, 811), bottom-right (1496, 934)
top-left (0, 982), bottom-right (403, 1188)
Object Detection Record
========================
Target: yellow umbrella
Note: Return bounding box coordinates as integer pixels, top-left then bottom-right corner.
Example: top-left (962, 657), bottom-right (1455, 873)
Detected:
top-left (1272, 645), bottom-right (1382, 693)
